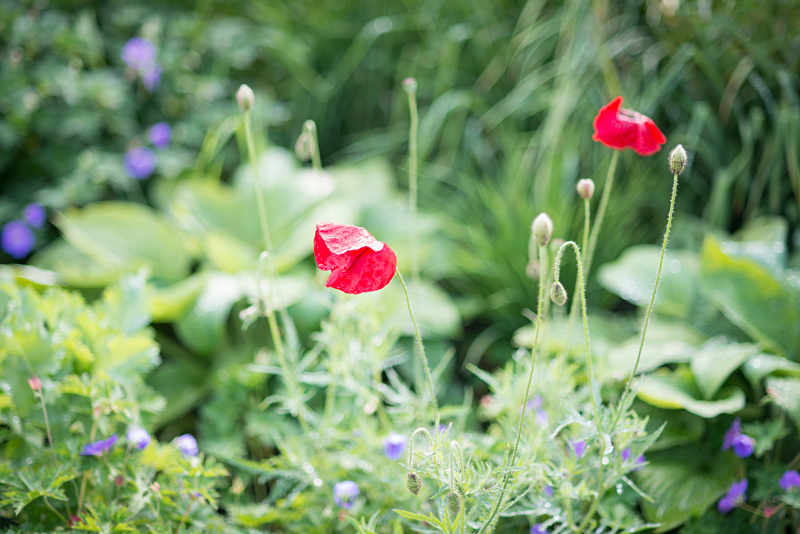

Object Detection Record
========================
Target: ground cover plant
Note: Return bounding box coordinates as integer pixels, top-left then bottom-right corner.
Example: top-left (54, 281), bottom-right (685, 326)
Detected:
top-left (2, 1), bottom-right (800, 533)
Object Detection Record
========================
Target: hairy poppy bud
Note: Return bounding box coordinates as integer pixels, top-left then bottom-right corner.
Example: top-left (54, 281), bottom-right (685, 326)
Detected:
top-left (576, 178), bottom-right (595, 200)
top-left (445, 491), bottom-right (461, 516)
top-left (236, 84), bottom-right (254, 113)
top-left (550, 281), bottom-right (567, 306)
top-left (668, 144), bottom-right (687, 175)
top-left (406, 472), bottom-right (421, 495)
top-left (531, 213), bottom-right (553, 247)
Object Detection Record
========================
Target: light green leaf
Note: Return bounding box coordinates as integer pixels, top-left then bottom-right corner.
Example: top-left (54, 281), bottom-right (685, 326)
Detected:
top-left (700, 236), bottom-right (799, 358)
top-left (31, 239), bottom-right (119, 287)
top-left (690, 338), bottom-right (760, 400)
top-left (742, 354), bottom-right (800, 387)
top-left (637, 368), bottom-right (745, 418)
top-left (766, 377), bottom-right (800, 430)
top-left (607, 320), bottom-right (702, 379)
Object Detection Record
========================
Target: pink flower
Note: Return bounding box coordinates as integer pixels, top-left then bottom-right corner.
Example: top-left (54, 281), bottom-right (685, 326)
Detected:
top-left (592, 96), bottom-right (666, 156)
top-left (314, 223), bottom-right (397, 294)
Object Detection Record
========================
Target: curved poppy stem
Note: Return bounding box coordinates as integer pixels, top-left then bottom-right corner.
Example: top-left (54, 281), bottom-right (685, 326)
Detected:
top-left (396, 269), bottom-right (439, 430)
top-left (476, 244), bottom-right (546, 534)
top-left (404, 80), bottom-right (420, 283)
top-left (609, 171), bottom-right (679, 433)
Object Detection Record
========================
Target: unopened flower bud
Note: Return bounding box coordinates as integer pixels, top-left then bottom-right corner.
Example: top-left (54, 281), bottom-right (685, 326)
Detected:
top-left (402, 77), bottom-right (417, 95)
top-left (668, 144), bottom-right (687, 175)
top-left (295, 132), bottom-right (313, 161)
top-left (232, 477), bottom-right (245, 495)
top-left (576, 179), bottom-right (595, 200)
top-left (150, 482), bottom-right (160, 493)
top-left (445, 491), bottom-right (461, 516)
top-left (531, 213), bottom-right (553, 247)
top-left (550, 281), bottom-right (567, 306)
top-left (236, 84), bottom-right (254, 113)
top-left (406, 472), bottom-right (421, 495)
top-left (27, 375), bottom-right (42, 391)
top-left (482, 477), bottom-right (496, 491)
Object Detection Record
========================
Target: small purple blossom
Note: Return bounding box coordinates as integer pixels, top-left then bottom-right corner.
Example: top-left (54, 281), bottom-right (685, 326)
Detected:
top-left (535, 409), bottom-right (548, 426)
top-left (722, 418), bottom-right (754, 458)
top-left (780, 470), bottom-right (800, 491)
top-left (23, 203), bottom-right (46, 228)
top-left (1, 221), bottom-right (35, 259)
top-left (148, 122), bottom-right (171, 149)
top-left (633, 454), bottom-right (646, 471)
top-left (525, 395), bottom-right (543, 412)
top-left (570, 440), bottom-right (586, 459)
top-left (127, 428), bottom-right (151, 450)
top-left (333, 481), bottom-right (359, 509)
top-left (141, 64), bottom-right (162, 93)
top-left (124, 147), bottom-right (156, 180)
top-left (174, 434), bottom-right (198, 456)
top-left (621, 447), bottom-right (632, 462)
top-left (81, 434), bottom-right (118, 456)
top-left (530, 524), bottom-right (547, 534)
top-left (384, 432), bottom-right (408, 461)
top-left (121, 38), bottom-right (156, 71)
top-left (544, 485), bottom-right (553, 498)
top-left (717, 479), bottom-right (747, 514)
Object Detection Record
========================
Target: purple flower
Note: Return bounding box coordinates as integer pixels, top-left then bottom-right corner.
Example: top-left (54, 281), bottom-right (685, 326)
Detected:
top-left (2, 221), bottom-right (35, 259)
top-left (530, 524), bottom-right (547, 534)
top-left (544, 485), bottom-right (553, 498)
top-left (333, 480), bottom-right (359, 509)
top-left (121, 37), bottom-right (156, 71)
top-left (148, 122), bottom-right (171, 149)
top-left (621, 447), bottom-right (632, 462)
top-left (383, 432), bottom-right (408, 461)
top-left (23, 203), bottom-right (46, 228)
top-left (633, 454), bottom-right (646, 471)
top-left (722, 418), bottom-right (754, 458)
top-left (81, 434), bottom-right (118, 456)
top-left (524, 395), bottom-right (543, 412)
top-left (570, 440), bottom-right (586, 459)
top-left (717, 479), bottom-right (747, 514)
top-left (535, 409), bottom-right (549, 426)
top-left (174, 434), bottom-right (198, 456)
top-left (127, 428), bottom-right (151, 450)
top-left (141, 64), bottom-right (162, 93)
top-left (124, 147), bottom-right (156, 180)
top-left (779, 470), bottom-right (800, 491)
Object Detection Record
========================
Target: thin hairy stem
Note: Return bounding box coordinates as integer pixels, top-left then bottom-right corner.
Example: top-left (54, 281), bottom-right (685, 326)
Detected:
top-left (584, 150), bottom-right (619, 278)
top-left (409, 427), bottom-right (441, 483)
top-left (406, 82), bottom-right (419, 282)
top-left (477, 245), bottom-right (547, 534)
top-left (610, 171), bottom-right (679, 433)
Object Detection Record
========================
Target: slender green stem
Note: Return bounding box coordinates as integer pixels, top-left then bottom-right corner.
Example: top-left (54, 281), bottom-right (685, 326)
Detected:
top-left (43, 495), bottom-right (68, 525)
top-left (584, 150), bottom-right (619, 278)
top-left (610, 171), bottom-right (679, 433)
top-left (396, 270), bottom-right (439, 428)
top-left (36, 391), bottom-right (56, 459)
top-left (477, 245), bottom-right (547, 534)
top-left (405, 82), bottom-right (419, 282)
top-left (176, 498), bottom-right (193, 534)
top-left (77, 412), bottom-right (100, 516)
top-left (408, 427), bottom-right (441, 483)
top-left (303, 120), bottom-right (323, 172)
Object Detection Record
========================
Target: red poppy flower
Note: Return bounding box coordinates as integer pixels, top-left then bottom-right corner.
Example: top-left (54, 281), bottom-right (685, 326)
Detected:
top-left (314, 223), bottom-right (397, 294)
top-left (592, 96), bottom-right (666, 156)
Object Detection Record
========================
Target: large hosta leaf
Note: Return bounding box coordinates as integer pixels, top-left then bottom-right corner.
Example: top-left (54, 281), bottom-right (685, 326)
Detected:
top-left (766, 377), bottom-right (800, 430)
top-left (689, 338), bottom-right (760, 400)
top-left (700, 236), bottom-right (799, 359)
top-left (637, 367), bottom-right (745, 418)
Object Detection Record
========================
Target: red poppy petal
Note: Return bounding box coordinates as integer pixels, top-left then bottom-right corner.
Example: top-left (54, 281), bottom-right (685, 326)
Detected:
top-left (325, 244), bottom-right (397, 294)
top-left (592, 96), bottom-right (666, 156)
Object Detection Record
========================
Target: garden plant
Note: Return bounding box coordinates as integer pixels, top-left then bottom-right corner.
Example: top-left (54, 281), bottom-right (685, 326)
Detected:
top-left (2, 1), bottom-right (800, 533)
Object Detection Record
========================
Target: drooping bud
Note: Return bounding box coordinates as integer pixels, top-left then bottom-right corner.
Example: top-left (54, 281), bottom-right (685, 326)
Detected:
top-left (402, 77), bottom-right (417, 95)
top-left (576, 178), bottom-right (595, 200)
top-left (406, 472), bottom-right (421, 495)
top-left (668, 144), bottom-right (687, 175)
top-left (236, 84), bottom-right (254, 113)
top-left (445, 491), bottom-right (461, 516)
top-left (550, 281), bottom-right (568, 306)
top-left (531, 213), bottom-right (553, 247)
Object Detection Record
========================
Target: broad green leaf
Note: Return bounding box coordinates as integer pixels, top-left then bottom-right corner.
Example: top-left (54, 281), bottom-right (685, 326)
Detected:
top-left (742, 354), bottom-right (800, 387)
top-left (31, 239), bottom-right (118, 287)
top-left (690, 338), bottom-right (760, 400)
top-left (637, 367), bottom-right (745, 418)
top-left (149, 273), bottom-right (205, 322)
top-left (766, 377), bottom-right (800, 430)
top-left (700, 236), bottom-right (799, 358)
top-left (635, 402), bottom-right (706, 451)
top-left (54, 202), bottom-right (195, 284)
top-left (731, 216), bottom-right (788, 275)
top-left (607, 320), bottom-right (702, 379)
top-left (638, 445), bottom-right (739, 531)
top-left (598, 246), bottom-right (701, 317)
top-left (174, 272), bottom-right (244, 355)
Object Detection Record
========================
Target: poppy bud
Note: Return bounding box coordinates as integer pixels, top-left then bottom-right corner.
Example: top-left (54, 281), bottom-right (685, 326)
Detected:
top-left (445, 491), bottom-right (461, 516)
top-left (402, 77), bottom-right (417, 95)
top-left (531, 213), bottom-right (553, 247)
top-left (668, 144), bottom-right (687, 175)
top-left (576, 179), bottom-right (595, 200)
top-left (550, 281), bottom-right (567, 306)
top-left (236, 84), bottom-right (255, 113)
top-left (406, 472), bottom-right (422, 495)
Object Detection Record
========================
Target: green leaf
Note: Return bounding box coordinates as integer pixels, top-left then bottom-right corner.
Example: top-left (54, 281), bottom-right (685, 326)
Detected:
top-left (31, 239), bottom-right (119, 287)
top-left (637, 367), bottom-right (745, 418)
top-left (742, 354), bottom-right (800, 387)
top-left (742, 419), bottom-right (789, 457)
top-left (700, 236), bottom-right (799, 358)
top-left (766, 377), bottom-right (800, 430)
top-left (637, 445), bottom-right (739, 531)
top-left (598, 246), bottom-right (701, 317)
top-left (54, 202), bottom-right (195, 284)
top-left (607, 320), bottom-right (702, 378)
top-left (689, 338), bottom-right (760, 399)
